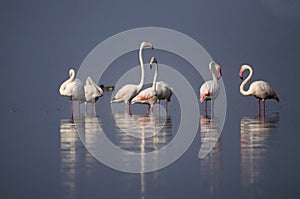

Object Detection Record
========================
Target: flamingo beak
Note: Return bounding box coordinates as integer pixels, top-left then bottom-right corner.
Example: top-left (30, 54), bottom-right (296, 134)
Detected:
top-left (218, 69), bottom-right (222, 80)
top-left (239, 71), bottom-right (244, 80)
top-left (150, 63), bottom-right (153, 69)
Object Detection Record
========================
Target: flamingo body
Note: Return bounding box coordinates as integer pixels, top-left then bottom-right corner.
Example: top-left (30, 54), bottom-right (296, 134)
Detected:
top-left (156, 81), bottom-right (173, 102)
top-left (245, 80), bottom-right (279, 101)
top-left (84, 76), bottom-right (103, 114)
top-left (199, 61), bottom-right (222, 116)
top-left (131, 87), bottom-right (157, 107)
top-left (199, 80), bottom-right (220, 102)
top-left (111, 84), bottom-right (140, 104)
top-left (84, 76), bottom-right (103, 103)
top-left (59, 69), bottom-right (84, 117)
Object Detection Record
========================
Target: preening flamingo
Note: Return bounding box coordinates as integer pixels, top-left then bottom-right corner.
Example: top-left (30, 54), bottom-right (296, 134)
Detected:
top-left (111, 41), bottom-right (154, 113)
top-left (199, 61), bottom-right (222, 116)
top-left (131, 57), bottom-right (158, 112)
top-left (59, 68), bottom-right (84, 117)
top-left (239, 64), bottom-right (279, 116)
top-left (84, 76), bottom-right (104, 114)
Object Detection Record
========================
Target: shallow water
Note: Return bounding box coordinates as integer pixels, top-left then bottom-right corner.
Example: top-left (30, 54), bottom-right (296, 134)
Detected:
top-left (1, 1), bottom-right (300, 198)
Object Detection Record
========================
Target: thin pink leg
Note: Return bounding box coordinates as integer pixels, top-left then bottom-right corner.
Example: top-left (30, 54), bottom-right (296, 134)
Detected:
top-left (166, 100), bottom-right (168, 114)
top-left (262, 100), bottom-right (265, 117)
top-left (127, 103), bottom-right (130, 114)
top-left (70, 100), bottom-right (74, 117)
top-left (258, 99), bottom-right (261, 116)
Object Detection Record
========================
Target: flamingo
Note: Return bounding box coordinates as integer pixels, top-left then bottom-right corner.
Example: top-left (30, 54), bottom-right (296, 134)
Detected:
top-left (111, 41), bottom-right (154, 113)
top-left (131, 57), bottom-right (159, 112)
top-left (84, 76), bottom-right (104, 114)
top-left (150, 57), bottom-right (173, 112)
top-left (239, 64), bottom-right (279, 116)
top-left (199, 61), bottom-right (222, 116)
top-left (59, 68), bottom-right (84, 118)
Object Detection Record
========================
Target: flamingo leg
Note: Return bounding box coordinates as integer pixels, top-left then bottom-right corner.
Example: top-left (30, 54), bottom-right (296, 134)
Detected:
top-left (158, 100), bottom-right (161, 114)
top-left (70, 100), bottom-right (74, 118)
top-left (85, 102), bottom-right (88, 114)
top-left (166, 100), bottom-right (168, 114)
top-left (212, 100), bottom-right (214, 118)
top-left (127, 103), bottom-right (131, 114)
top-left (262, 100), bottom-right (265, 117)
top-left (258, 99), bottom-right (261, 116)
top-left (205, 100), bottom-right (207, 117)
top-left (92, 103), bottom-right (95, 115)
top-left (78, 101), bottom-right (81, 118)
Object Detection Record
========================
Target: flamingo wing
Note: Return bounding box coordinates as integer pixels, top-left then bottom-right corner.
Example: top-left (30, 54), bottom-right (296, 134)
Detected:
top-left (112, 84), bottom-right (138, 103)
top-left (131, 87), bottom-right (157, 105)
top-left (199, 80), bottom-right (220, 102)
top-left (250, 81), bottom-right (279, 101)
top-left (156, 81), bottom-right (173, 101)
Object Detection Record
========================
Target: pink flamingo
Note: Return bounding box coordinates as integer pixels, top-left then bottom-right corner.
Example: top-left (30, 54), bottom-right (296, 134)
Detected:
top-left (131, 57), bottom-right (158, 112)
top-left (59, 68), bottom-right (84, 118)
top-left (239, 64), bottom-right (279, 116)
top-left (84, 76), bottom-right (103, 114)
top-left (111, 42), bottom-right (153, 113)
top-left (199, 61), bottom-right (222, 116)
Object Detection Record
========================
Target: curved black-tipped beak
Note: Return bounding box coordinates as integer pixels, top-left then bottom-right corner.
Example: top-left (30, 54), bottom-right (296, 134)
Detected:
top-left (217, 70), bottom-right (222, 80)
top-left (239, 71), bottom-right (244, 80)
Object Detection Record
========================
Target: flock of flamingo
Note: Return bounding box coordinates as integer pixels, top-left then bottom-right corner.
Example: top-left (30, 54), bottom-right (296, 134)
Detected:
top-left (59, 41), bottom-right (279, 118)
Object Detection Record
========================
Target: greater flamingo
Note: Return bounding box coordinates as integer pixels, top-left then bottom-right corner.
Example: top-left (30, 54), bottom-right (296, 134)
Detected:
top-left (84, 76), bottom-right (104, 114)
top-left (131, 57), bottom-right (158, 112)
top-left (59, 68), bottom-right (84, 118)
top-left (150, 57), bottom-right (173, 113)
top-left (239, 64), bottom-right (279, 116)
top-left (199, 61), bottom-right (222, 116)
top-left (111, 42), bottom-right (153, 113)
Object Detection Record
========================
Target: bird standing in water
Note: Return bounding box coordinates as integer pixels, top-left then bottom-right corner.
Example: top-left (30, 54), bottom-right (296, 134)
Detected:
top-left (239, 64), bottom-right (279, 116)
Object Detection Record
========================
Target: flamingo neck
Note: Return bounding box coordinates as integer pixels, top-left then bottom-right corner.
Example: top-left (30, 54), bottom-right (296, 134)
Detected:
top-left (209, 62), bottom-right (217, 81)
top-left (69, 70), bottom-right (75, 81)
top-left (240, 66), bottom-right (253, 96)
top-left (152, 62), bottom-right (158, 93)
top-left (138, 45), bottom-right (145, 91)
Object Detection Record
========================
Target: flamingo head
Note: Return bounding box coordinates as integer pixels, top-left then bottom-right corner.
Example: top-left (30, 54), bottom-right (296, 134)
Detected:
top-left (140, 41), bottom-right (154, 49)
top-left (69, 68), bottom-right (75, 77)
top-left (149, 56), bottom-right (157, 69)
top-left (86, 76), bottom-right (92, 85)
top-left (239, 65), bottom-right (249, 80)
top-left (215, 63), bottom-right (222, 80)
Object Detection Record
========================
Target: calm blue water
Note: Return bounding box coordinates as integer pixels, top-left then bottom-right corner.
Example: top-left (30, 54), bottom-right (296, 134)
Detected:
top-left (1, 1), bottom-right (300, 199)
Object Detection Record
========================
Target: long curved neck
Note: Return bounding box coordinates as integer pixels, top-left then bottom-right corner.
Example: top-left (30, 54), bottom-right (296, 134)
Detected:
top-left (209, 62), bottom-right (217, 81)
top-left (240, 66), bottom-right (253, 96)
top-left (69, 70), bottom-right (75, 82)
top-left (137, 45), bottom-right (145, 91)
top-left (152, 62), bottom-right (158, 93)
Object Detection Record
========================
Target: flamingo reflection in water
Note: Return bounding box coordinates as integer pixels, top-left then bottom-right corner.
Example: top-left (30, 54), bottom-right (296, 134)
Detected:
top-left (199, 116), bottom-right (222, 159)
top-left (198, 116), bottom-right (223, 197)
top-left (113, 112), bottom-right (173, 152)
top-left (240, 113), bottom-right (279, 190)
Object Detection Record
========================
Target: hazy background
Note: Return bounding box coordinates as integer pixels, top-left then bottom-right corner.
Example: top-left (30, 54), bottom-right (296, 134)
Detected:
top-left (1, 0), bottom-right (300, 198)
